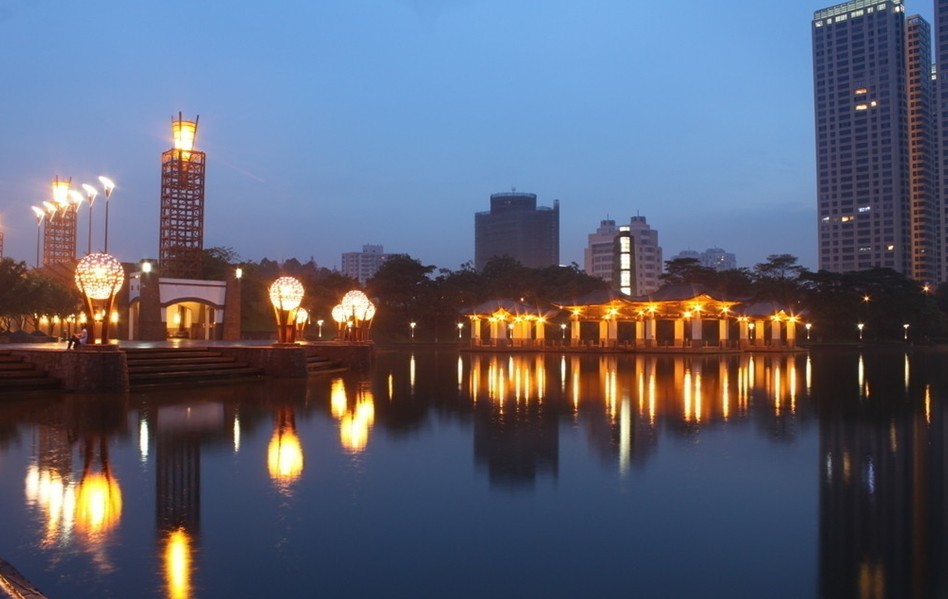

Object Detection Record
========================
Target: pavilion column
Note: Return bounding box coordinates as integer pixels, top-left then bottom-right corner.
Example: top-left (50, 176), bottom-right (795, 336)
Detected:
top-left (600, 318), bottom-right (617, 348)
top-left (489, 319), bottom-right (501, 346)
top-left (786, 320), bottom-right (796, 348)
top-left (634, 320), bottom-right (644, 349)
top-left (645, 317), bottom-right (656, 348)
top-left (570, 316), bottom-right (581, 347)
top-left (719, 319), bottom-right (729, 348)
top-left (752, 321), bottom-right (763, 347)
top-left (691, 316), bottom-right (703, 349)
top-left (739, 320), bottom-right (749, 349)
top-left (771, 319), bottom-right (782, 347)
top-left (535, 320), bottom-right (545, 347)
top-left (673, 319), bottom-right (685, 348)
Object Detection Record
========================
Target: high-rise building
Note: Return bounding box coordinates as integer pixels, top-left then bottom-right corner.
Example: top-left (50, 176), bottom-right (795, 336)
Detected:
top-left (812, 0), bottom-right (938, 281)
top-left (474, 191), bottom-right (559, 271)
top-left (670, 248), bottom-right (737, 271)
top-left (936, 0), bottom-right (948, 281)
top-left (583, 215), bottom-right (662, 295)
top-left (341, 244), bottom-right (394, 285)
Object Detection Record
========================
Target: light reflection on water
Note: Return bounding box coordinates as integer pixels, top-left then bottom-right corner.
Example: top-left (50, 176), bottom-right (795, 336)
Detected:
top-left (0, 348), bottom-right (946, 598)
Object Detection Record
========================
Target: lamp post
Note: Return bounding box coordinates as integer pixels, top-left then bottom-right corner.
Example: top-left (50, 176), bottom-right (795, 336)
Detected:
top-left (857, 323), bottom-right (864, 341)
top-left (561, 323), bottom-right (567, 340)
top-left (805, 323), bottom-right (812, 341)
top-left (99, 176), bottom-right (115, 253)
top-left (903, 323), bottom-right (910, 341)
top-left (74, 252), bottom-right (125, 345)
top-left (30, 206), bottom-right (45, 267)
top-left (317, 319), bottom-right (324, 338)
top-left (457, 322), bottom-right (464, 339)
top-left (269, 276), bottom-right (304, 344)
top-left (748, 322), bottom-right (756, 342)
top-left (81, 184), bottom-right (98, 254)
top-left (410, 322), bottom-right (416, 339)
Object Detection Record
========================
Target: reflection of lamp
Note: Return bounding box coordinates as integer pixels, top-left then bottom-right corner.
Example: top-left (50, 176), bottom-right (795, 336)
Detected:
top-left (75, 252), bottom-right (125, 344)
top-left (75, 437), bottom-right (123, 543)
top-left (268, 407), bottom-right (303, 493)
top-left (269, 276), bottom-right (304, 344)
top-left (164, 527), bottom-right (193, 599)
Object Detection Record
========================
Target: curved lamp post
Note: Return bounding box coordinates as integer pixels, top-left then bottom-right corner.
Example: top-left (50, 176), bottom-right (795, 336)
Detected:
top-left (98, 177), bottom-right (115, 253)
top-left (30, 206), bottom-right (45, 267)
top-left (75, 252), bottom-right (125, 345)
top-left (269, 276), bottom-right (304, 344)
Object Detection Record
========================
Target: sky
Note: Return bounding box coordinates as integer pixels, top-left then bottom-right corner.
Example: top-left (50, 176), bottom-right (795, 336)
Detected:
top-left (0, 0), bottom-right (938, 273)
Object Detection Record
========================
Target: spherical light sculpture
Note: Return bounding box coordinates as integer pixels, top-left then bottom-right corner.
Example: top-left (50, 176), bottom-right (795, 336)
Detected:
top-left (340, 290), bottom-right (376, 341)
top-left (75, 253), bottom-right (125, 300)
top-left (269, 276), bottom-right (305, 344)
top-left (75, 252), bottom-right (125, 345)
top-left (269, 277), bottom-right (304, 312)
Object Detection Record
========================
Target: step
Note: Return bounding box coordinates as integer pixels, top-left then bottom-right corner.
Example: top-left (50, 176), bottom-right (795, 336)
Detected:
top-left (128, 361), bottom-right (248, 375)
top-left (126, 356), bottom-right (238, 369)
top-left (129, 367), bottom-right (264, 384)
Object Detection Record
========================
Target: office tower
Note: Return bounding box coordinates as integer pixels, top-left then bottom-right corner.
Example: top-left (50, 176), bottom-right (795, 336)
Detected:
top-left (342, 244), bottom-right (394, 285)
top-left (474, 191), bottom-right (559, 270)
top-left (159, 113), bottom-right (206, 279)
top-left (583, 215), bottom-right (662, 295)
top-left (812, 0), bottom-right (937, 280)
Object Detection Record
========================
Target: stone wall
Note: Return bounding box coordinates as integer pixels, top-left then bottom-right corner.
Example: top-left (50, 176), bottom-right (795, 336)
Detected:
top-left (12, 346), bottom-right (129, 393)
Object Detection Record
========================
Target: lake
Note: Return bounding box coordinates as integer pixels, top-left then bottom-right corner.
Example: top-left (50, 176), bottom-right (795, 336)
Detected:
top-left (0, 347), bottom-right (945, 598)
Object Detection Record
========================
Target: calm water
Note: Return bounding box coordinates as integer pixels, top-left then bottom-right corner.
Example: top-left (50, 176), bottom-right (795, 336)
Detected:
top-left (1, 348), bottom-right (946, 598)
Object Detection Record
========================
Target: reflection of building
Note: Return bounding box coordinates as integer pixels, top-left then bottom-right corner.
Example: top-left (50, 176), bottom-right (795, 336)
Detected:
top-left (469, 355), bottom-right (559, 488)
top-left (341, 244), bottom-right (396, 286)
top-left (816, 351), bottom-right (948, 597)
top-left (474, 191), bottom-right (559, 270)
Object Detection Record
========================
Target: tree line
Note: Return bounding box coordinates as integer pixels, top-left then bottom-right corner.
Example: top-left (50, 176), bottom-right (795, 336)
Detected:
top-left (1, 249), bottom-right (945, 343)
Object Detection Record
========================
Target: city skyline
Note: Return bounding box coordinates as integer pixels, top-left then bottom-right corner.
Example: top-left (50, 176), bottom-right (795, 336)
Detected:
top-left (2, 1), bottom-right (933, 273)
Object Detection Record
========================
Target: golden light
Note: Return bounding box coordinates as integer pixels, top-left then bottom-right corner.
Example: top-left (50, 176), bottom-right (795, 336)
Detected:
top-left (51, 176), bottom-right (71, 205)
top-left (269, 277), bottom-right (304, 311)
top-left (75, 253), bottom-right (125, 300)
top-left (331, 304), bottom-right (346, 324)
top-left (141, 261), bottom-right (152, 274)
top-left (68, 189), bottom-right (84, 208)
top-left (296, 307), bottom-right (309, 325)
top-left (74, 471), bottom-right (122, 537)
top-left (267, 426), bottom-right (303, 484)
top-left (31, 205), bottom-right (45, 221)
top-left (164, 528), bottom-right (193, 599)
top-left (172, 115), bottom-right (198, 152)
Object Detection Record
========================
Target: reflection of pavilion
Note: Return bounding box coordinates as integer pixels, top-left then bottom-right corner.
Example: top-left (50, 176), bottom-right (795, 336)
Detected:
top-left (468, 355), bottom-right (559, 488)
top-left (464, 286), bottom-right (801, 351)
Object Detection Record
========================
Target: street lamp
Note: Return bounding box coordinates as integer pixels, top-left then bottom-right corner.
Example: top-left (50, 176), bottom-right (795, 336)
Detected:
top-left (99, 176), bottom-right (115, 253)
top-left (74, 252), bottom-right (125, 345)
top-left (81, 183), bottom-right (98, 254)
top-left (561, 322), bottom-right (567, 340)
top-left (748, 322), bottom-right (756, 341)
top-left (316, 319), bottom-right (324, 338)
top-left (805, 323), bottom-right (812, 341)
top-left (857, 323), bottom-right (864, 341)
top-left (457, 322), bottom-right (464, 339)
top-left (410, 322), bottom-right (416, 339)
top-left (30, 206), bottom-right (45, 267)
top-left (268, 276), bottom-right (304, 344)
top-left (903, 323), bottom-right (910, 341)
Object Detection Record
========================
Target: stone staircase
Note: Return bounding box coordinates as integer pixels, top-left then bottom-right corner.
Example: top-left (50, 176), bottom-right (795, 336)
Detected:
top-left (125, 347), bottom-right (265, 388)
top-left (0, 351), bottom-right (60, 392)
top-left (304, 351), bottom-right (347, 376)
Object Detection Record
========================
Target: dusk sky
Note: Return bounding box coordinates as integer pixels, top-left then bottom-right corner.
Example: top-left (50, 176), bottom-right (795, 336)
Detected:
top-left (0, 0), bottom-right (937, 273)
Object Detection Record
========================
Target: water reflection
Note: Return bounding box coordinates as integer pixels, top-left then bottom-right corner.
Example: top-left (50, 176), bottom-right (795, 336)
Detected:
top-left (3, 349), bottom-right (948, 597)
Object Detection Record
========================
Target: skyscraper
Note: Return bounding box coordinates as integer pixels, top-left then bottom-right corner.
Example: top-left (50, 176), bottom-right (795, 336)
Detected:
top-left (936, 0), bottom-right (948, 281)
top-left (474, 191), bottom-right (559, 271)
top-left (812, 0), bottom-right (938, 281)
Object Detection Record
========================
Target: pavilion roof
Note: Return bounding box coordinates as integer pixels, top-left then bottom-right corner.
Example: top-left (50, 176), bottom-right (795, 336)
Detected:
top-left (462, 299), bottom-right (559, 320)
